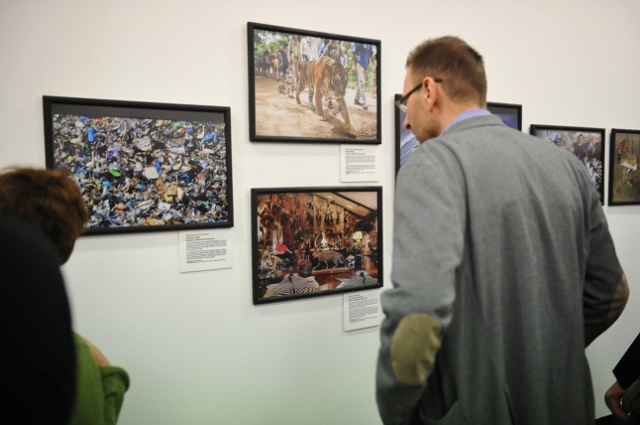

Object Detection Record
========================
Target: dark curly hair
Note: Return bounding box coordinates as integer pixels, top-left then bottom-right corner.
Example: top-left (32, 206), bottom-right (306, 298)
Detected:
top-left (0, 167), bottom-right (88, 264)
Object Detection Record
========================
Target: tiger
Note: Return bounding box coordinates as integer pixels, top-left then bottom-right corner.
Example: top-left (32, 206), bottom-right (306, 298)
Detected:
top-left (296, 56), bottom-right (356, 137)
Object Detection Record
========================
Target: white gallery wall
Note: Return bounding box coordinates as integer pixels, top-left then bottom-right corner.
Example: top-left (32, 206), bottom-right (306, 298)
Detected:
top-left (1, 0), bottom-right (639, 423)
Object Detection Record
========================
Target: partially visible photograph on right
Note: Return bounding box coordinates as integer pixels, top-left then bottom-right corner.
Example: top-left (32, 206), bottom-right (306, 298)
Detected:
top-left (530, 124), bottom-right (605, 204)
top-left (609, 129), bottom-right (640, 205)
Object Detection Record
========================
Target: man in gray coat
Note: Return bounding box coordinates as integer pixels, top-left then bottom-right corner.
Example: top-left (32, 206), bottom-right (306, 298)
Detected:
top-left (377, 36), bottom-right (629, 425)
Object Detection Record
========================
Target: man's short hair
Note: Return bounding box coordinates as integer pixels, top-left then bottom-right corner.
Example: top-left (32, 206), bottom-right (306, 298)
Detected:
top-left (406, 36), bottom-right (487, 106)
top-left (0, 167), bottom-right (88, 264)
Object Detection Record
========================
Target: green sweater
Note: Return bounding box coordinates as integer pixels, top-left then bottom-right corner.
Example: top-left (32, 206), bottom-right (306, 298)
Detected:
top-left (69, 333), bottom-right (130, 425)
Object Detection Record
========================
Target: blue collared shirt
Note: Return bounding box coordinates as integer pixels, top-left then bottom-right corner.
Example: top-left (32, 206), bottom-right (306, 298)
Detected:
top-left (441, 109), bottom-right (491, 135)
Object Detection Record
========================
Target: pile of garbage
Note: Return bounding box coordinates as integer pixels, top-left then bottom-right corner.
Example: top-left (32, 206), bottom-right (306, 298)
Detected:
top-left (51, 113), bottom-right (230, 230)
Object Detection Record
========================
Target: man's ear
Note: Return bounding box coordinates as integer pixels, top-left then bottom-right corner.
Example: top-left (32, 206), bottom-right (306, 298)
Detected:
top-left (424, 77), bottom-right (438, 111)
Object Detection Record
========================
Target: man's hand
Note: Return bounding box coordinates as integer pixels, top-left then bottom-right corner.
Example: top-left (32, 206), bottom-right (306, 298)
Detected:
top-left (605, 381), bottom-right (630, 422)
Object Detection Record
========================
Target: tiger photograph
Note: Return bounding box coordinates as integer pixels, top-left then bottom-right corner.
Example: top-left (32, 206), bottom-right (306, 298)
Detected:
top-left (248, 22), bottom-right (380, 144)
top-left (251, 187), bottom-right (383, 304)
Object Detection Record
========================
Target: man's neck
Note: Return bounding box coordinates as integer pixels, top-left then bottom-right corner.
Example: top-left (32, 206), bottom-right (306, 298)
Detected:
top-left (439, 103), bottom-right (487, 135)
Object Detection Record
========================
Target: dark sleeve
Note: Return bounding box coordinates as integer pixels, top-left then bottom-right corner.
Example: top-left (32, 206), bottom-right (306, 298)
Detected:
top-left (0, 216), bottom-right (76, 425)
top-left (614, 333), bottom-right (640, 389)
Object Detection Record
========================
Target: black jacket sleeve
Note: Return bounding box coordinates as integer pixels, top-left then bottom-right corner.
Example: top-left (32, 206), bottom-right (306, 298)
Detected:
top-left (613, 333), bottom-right (640, 389)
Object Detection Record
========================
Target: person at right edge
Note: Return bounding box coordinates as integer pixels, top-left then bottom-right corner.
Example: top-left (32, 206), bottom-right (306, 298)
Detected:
top-left (376, 36), bottom-right (629, 425)
top-left (0, 167), bottom-right (130, 425)
top-left (598, 332), bottom-right (640, 424)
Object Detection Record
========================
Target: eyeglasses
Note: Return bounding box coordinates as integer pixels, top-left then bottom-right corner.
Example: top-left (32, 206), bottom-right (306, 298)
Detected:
top-left (395, 78), bottom-right (443, 113)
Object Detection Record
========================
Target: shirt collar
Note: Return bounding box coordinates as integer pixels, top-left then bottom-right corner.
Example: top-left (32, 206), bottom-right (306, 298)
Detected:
top-left (441, 108), bottom-right (491, 135)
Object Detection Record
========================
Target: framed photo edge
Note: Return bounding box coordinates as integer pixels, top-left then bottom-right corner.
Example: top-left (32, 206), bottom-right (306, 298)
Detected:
top-left (394, 94), bottom-right (403, 173)
top-left (43, 95), bottom-right (234, 235)
top-left (529, 123), bottom-right (606, 136)
top-left (251, 185), bottom-right (383, 305)
top-left (247, 22), bottom-right (381, 145)
top-left (529, 123), bottom-right (606, 204)
top-left (486, 101), bottom-right (522, 131)
top-left (608, 128), bottom-right (640, 206)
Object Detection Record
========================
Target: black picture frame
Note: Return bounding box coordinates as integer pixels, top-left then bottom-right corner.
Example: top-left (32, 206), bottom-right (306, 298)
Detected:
top-left (608, 128), bottom-right (640, 205)
top-left (394, 93), bottom-right (419, 173)
top-left (487, 102), bottom-right (522, 131)
top-left (43, 96), bottom-right (234, 235)
top-left (530, 124), bottom-right (605, 204)
top-left (252, 186), bottom-right (382, 305)
top-left (248, 22), bottom-right (381, 144)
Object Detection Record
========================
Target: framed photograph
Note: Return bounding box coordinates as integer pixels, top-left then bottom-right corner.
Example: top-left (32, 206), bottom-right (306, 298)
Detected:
top-left (609, 129), bottom-right (640, 205)
top-left (43, 96), bottom-right (234, 235)
top-left (248, 22), bottom-right (381, 144)
top-left (530, 124), bottom-right (605, 204)
top-left (487, 102), bottom-right (522, 131)
top-left (252, 186), bottom-right (382, 304)
top-left (394, 93), bottom-right (419, 173)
